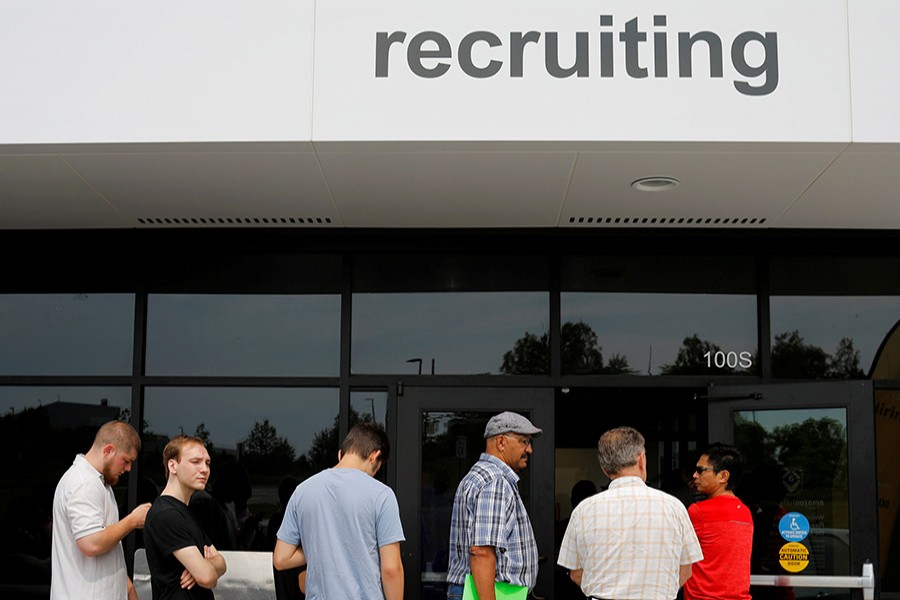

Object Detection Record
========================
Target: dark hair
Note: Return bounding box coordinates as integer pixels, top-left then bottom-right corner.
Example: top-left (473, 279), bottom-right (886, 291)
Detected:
top-left (703, 443), bottom-right (744, 490)
top-left (341, 421), bottom-right (391, 463)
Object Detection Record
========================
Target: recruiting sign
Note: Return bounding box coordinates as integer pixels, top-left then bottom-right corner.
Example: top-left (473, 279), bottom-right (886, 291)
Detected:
top-left (314, 0), bottom-right (852, 142)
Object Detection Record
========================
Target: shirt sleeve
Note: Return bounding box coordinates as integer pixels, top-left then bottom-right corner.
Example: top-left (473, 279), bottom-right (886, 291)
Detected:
top-left (375, 488), bottom-right (406, 547)
top-left (678, 503), bottom-right (704, 565)
top-left (66, 480), bottom-right (111, 540)
top-left (557, 508), bottom-right (582, 570)
top-left (276, 490), bottom-right (302, 546)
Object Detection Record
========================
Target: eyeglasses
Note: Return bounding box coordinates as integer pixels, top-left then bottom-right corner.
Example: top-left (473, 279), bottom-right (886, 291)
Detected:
top-left (694, 466), bottom-right (717, 474)
top-left (504, 434), bottom-right (533, 447)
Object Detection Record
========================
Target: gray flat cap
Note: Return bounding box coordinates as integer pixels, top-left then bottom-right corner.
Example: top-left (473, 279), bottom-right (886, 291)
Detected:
top-left (484, 411), bottom-right (542, 438)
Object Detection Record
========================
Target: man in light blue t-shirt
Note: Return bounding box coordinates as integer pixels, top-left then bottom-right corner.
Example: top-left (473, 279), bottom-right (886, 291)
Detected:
top-left (274, 422), bottom-right (405, 600)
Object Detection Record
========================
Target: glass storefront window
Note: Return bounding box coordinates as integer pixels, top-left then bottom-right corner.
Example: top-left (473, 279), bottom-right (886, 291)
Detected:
top-left (146, 294), bottom-right (340, 376)
top-left (419, 411), bottom-right (532, 600)
top-left (770, 296), bottom-right (900, 379)
top-left (352, 292), bottom-right (549, 375)
top-left (351, 390), bottom-right (388, 428)
top-left (562, 292), bottom-right (758, 376)
top-left (142, 387), bottom-right (339, 552)
top-left (734, 408), bottom-right (850, 579)
top-left (0, 294), bottom-right (134, 375)
top-left (0, 387), bottom-right (131, 593)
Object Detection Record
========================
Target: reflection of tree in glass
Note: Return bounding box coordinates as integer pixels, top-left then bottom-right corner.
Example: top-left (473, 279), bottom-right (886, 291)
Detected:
top-left (659, 334), bottom-right (736, 375)
top-left (306, 406), bottom-right (365, 474)
top-left (500, 321), bottom-right (634, 375)
top-left (242, 419), bottom-right (296, 477)
top-left (194, 422), bottom-right (211, 445)
top-left (772, 330), bottom-right (864, 379)
top-left (735, 413), bottom-right (849, 579)
top-left (772, 417), bottom-right (848, 496)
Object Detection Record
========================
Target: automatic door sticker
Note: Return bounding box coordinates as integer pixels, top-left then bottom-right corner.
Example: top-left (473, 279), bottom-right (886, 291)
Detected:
top-left (778, 542), bottom-right (810, 573)
top-left (779, 511), bottom-right (810, 542)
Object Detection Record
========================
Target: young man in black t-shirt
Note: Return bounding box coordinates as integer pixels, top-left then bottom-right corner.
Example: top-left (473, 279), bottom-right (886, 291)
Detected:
top-left (145, 436), bottom-right (227, 600)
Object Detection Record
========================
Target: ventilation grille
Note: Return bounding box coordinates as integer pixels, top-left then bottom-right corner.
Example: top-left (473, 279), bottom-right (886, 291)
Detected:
top-left (567, 216), bottom-right (767, 226)
top-left (137, 216), bottom-right (334, 226)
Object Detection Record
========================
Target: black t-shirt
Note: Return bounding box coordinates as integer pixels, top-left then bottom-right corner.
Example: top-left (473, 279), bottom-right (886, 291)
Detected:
top-left (144, 495), bottom-right (215, 600)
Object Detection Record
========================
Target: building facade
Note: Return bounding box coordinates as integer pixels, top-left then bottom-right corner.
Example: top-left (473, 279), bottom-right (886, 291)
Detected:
top-left (2, 1), bottom-right (899, 599)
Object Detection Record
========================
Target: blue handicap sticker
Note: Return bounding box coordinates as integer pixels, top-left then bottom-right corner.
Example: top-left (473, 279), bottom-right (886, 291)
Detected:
top-left (779, 512), bottom-right (810, 542)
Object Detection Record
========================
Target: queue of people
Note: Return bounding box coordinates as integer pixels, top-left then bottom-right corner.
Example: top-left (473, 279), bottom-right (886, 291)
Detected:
top-left (49, 415), bottom-right (753, 600)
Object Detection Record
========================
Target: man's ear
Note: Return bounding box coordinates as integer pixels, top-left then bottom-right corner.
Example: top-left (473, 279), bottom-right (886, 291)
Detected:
top-left (167, 458), bottom-right (178, 475)
top-left (368, 449), bottom-right (382, 465)
top-left (103, 443), bottom-right (116, 458)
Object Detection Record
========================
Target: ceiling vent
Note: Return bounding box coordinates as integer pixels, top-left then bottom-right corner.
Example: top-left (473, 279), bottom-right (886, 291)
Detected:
top-left (566, 216), bottom-right (767, 226)
top-left (136, 216), bottom-right (334, 226)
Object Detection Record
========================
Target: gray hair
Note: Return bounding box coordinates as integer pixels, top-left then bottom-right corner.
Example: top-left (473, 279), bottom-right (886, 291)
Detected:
top-left (597, 426), bottom-right (645, 475)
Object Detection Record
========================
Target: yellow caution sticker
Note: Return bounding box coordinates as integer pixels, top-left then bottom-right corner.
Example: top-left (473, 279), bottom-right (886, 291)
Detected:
top-left (778, 542), bottom-right (810, 573)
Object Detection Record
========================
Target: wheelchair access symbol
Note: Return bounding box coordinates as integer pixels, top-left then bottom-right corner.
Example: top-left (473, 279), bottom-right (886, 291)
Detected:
top-left (779, 511), bottom-right (810, 542)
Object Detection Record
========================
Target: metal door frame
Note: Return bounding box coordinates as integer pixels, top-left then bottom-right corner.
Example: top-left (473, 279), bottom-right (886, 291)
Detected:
top-left (395, 386), bottom-right (555, 600)
top-left (708, 380), bottom-right (878, 598)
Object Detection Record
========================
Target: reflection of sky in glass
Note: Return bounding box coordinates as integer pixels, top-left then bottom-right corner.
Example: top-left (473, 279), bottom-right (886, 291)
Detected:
top-left (771, 296), bottom-right (900, 373)
top-left (144, 387), bottom-right (338, 458)
top-left (0, 387), bottom-right (131, 416)
top-left (352, 292), bottom-right (548, 374)
top-left (736, 408), bottom-right (847, 434)
top-left (0, 294), bottom-right (134, 376)
top-left (146, 294), bottom-right (340, 376)
top-left (563, 292), bottom-right (757, 375)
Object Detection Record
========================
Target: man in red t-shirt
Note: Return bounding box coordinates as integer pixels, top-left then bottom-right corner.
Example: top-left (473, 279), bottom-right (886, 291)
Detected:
top-left (684, 443), bottom-right (753, 600)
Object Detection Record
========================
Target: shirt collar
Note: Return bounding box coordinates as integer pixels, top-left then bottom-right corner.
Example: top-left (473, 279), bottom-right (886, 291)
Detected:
top-left (480, 452), bottom-right (520, 484)
top-left (75, 453), bottom-right (104, 482)
top-left (608, 475), bottom-right (645, 489)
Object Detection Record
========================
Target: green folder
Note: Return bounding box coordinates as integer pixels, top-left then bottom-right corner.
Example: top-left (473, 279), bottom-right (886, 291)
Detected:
top-left (462, 574), bottom-right (528, 600)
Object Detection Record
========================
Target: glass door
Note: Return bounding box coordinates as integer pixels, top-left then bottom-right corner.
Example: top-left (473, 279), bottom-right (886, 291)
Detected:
top-left (395, 387), bottom-right (554, 600)
top-left (708, 381), bottom-right (878, 599)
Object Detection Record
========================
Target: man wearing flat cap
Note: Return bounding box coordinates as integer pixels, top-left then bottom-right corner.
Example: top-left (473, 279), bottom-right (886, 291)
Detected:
top-left (446, 411), bottom-right (542, 600)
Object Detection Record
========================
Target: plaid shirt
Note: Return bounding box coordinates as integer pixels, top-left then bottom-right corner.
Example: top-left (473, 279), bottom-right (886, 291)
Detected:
top-left (558, 476), bottom-right (703, 600)
top-left (446, 453), bottom-right (539, 589)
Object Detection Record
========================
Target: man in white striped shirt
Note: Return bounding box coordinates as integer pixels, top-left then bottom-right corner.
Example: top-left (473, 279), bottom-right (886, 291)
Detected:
top-left (558, 426), bottom-right (702, 600)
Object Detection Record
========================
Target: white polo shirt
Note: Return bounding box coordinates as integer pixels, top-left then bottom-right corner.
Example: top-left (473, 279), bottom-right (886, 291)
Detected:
top-left (51, 454), bottom-right (127, 600)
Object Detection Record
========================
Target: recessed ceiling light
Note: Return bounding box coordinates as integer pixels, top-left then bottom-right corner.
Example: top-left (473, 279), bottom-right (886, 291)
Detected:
top-left (631, 176), bottom-right (680, 192)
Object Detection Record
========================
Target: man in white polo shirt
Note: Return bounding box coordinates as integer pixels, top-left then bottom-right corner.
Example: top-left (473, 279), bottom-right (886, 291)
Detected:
top-left (51, 420), bottom-right (152, 600)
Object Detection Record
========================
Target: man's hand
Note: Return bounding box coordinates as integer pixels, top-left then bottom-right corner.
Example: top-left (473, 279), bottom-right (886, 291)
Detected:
top-left (180, 568), bottom-right (197, 590)
top-left (128, 503), bottom-right (152, 529)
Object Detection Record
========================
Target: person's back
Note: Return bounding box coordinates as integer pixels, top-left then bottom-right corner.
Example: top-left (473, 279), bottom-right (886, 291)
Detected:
top-left (287, 468), bottom-right (401, 598)
top-left (684, 444), bottom-right (753, 600)
top-left (274, 422), bottom-right (405, 600)
top-left (684, 496), bottom-right (752, 599)
top-left (568, 478), bottom-right (696, 599)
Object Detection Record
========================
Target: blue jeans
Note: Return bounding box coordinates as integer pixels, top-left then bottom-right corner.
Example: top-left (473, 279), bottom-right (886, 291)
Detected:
top-left (447, 583), bottom-right (464, 600)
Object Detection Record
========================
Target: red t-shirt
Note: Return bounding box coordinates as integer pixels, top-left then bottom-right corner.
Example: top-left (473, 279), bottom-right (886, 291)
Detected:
top-left (684, 494), bottom-right (754, 600)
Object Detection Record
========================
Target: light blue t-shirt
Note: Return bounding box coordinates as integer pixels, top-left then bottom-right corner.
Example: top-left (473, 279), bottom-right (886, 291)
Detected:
top-left (277, 467), bottom-right (405, 600)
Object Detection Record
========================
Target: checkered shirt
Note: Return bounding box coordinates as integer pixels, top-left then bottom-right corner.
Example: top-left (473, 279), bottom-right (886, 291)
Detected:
top-left (446, 453), bottom-right (539, 589)
top-left (558, 476), bottom-right (703, 600)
